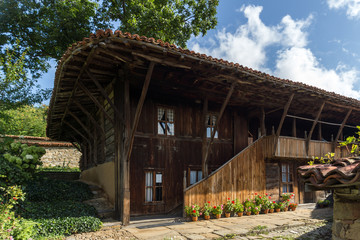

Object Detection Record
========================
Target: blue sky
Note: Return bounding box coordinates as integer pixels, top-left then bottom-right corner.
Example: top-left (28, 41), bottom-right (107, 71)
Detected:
top-left (40, 0), bottom-right (360, 103)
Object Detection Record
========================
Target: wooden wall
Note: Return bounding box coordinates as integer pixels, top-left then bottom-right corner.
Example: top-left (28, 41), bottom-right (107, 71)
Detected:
top-left (183, 136), bottom-right (275, 207)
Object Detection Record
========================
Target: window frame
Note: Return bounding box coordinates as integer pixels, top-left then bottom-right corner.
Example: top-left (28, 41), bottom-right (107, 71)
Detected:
top-left (280, 163), bottom-right (294, 194)
top-left (144, 170), bottom-right (164, 203)
top-left (206, 113), bottom-right (218, 139)
top-left (157, 106), bottom-right (175, 136)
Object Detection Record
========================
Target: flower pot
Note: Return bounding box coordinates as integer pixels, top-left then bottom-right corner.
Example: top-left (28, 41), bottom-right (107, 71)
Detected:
top-left (214, 214), bottom-right (221, 219)
top-left (192, 216), bottom-right (198, 221)
top-left (237, 212), bottom-right (243, 217)
top-left (275, 208), bottom-right (280, 212)
top-left (291, 207), bottom-right (296, 211)
top-left (225, 212), bottom-right (231, 218)
top-left (269, 209), bottom-right (274, 213)
top-left (204, 215), bottom-right (210, 220)
top-left (254, 212), bottom-right (259, 215)
top-left (246, 211), bottom-right (251, 216)
top-left (263, 209), bottom-right (269, 214)
top-left (283, 207), bottom-right (288, 212)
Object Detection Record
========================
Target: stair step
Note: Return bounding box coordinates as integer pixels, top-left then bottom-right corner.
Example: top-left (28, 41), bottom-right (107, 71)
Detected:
top-left (98, 209), bottom-right (115, 219)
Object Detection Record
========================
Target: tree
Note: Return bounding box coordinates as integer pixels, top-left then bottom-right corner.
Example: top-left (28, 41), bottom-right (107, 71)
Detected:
top-left (0, 0), bottom-right (219, 77)
top-left (0, 105), bottom-right (48, 137)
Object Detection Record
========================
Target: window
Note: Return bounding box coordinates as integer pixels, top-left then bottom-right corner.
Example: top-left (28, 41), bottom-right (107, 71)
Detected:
top-left (281, 163), bottom-right (293, 193)
top-left (189, 170), bottom-right (203, 185)
top-left (145, 171), bottom-right (163, 202)
top-left (157, 107), bottom-right (174, 136)
top-left (206, 114), bottom-right (218, 138)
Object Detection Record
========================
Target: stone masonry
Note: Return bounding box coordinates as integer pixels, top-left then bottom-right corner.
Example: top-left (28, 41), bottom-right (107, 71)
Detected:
top-left (1, 135), bottom-right (81, 168)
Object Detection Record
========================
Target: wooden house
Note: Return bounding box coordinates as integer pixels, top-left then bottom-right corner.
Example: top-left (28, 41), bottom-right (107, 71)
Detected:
top-left (47, 30), bottom-right (360, 225)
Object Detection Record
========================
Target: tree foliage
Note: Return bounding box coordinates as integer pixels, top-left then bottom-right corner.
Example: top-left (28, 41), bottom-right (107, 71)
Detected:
top-left (0, 105), bottom-right (48, 137)
top-left (0, 0), bottom-right (219, 76)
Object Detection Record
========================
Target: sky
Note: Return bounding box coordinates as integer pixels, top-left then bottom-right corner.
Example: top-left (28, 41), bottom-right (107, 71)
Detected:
top-left (39, 0), bottom-right (360, 103)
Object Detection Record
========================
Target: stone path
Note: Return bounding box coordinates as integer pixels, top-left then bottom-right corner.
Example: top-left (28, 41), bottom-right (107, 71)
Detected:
top-left (67, 205), bottom-right (333, 240)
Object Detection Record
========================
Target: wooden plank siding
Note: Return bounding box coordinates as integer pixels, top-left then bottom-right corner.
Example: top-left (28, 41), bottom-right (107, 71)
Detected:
top-left (274, 136), bottom-right (348, 159)
top-left (183, 136), bottom-right (275, 208)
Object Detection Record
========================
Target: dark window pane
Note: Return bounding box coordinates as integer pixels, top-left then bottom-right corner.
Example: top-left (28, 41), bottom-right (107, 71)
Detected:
top-left (282, 185), bottom-right (287, 193)
top-left (155, 187), bottom-right (162, 201)
top-left (289, 184), bottom-right (293, 193)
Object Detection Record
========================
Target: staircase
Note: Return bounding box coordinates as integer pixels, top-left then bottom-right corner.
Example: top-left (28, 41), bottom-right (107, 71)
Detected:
top-left (84, 185), bottom-right (115, 220)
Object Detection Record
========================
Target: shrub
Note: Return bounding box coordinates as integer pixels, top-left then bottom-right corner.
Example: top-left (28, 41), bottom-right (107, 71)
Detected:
top-left (184, 204), bottom-right (200, 217)
top-left (24, 179), bottom-right (93, 202)
top-left (212, 204), bottom-right (223, 215)
top-left (233, 199), bottom-right (244, 213)
top-left (202, 202), bottom-right (212, 216)
top-left (18, 201), bottom-right (97, 219)
top-left (224, 198), bottom-right (235, 213)
top-left (35, 216), bottom-right (102, 237)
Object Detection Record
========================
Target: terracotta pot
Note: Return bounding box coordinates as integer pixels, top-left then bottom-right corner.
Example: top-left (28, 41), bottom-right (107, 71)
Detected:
top-left (225, 212), bottom-right (231, 218)
top-left (275, 208), bottom-right (280, 212)
top-left (263, 209), bottom-right (269, 214)
top-left (192, 216), bottom-right (198, 221)
top-left (283, 207), bottom-right (288, 212)
top-left (269, 209), bottom-right (274, 213)
top-left (237, 212), bottom-right (243, 217)
top-left (246, 211), bottom-right (251, 216)
top-left (254, 212), bottom-right (259, 215)
top-left (291, 207), bottom-right (296, 211)
top-left (215, 214), bottom-right (221, 219)
top-left (204, 215), bottom-right (210, 220)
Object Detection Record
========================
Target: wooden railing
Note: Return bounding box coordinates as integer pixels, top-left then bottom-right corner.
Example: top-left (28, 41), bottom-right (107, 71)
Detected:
top-left (274, 136), bottom-right (348, 159)
top-left (183, 136), bottom-right (275, 208)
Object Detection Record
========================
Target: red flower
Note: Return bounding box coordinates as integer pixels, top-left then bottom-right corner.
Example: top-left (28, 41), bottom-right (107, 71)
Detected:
top-left (287, 199), bottom-right (290, 202)
top-left (265, 193), bottom-right (268, 196)
top-left (228, 198), bottom-right (230, 200)
top-left (259, 196), bottom-right (262, 199)
top-left (273, 201), bottom-right (276, 204)
top-left (207, 201), bottom-right (210, 204)
top-left (13, 197), bottom-right (17, 201)
top-left (213, 206), bottom-right (216, 209)
top-left (232, 201), bottom-right (235, 204)
top-left (192, 210), bottom-right (196, 213)
top-left (255, 193), bottom-right (258, 195)
top-left (269, 196), bottom-right (271, 199)
top-left (8, 217), bottom-right (11, 220)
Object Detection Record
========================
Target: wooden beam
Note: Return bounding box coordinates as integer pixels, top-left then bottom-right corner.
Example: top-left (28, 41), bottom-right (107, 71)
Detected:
top-left (73, 99), bottom-right (106, 136)
top-left (67, 110), bottom-right (93, 140)
top-left (318, 122), bottom-right (322, 140)
top-left (306, 102), bottom-right (325, 155)
top-left (335, 109), bottom-right (352, 142)
top-left (274, 93), bottom-right (295, 154)
top-left (85, 69), bottom-right (124, 123)
top-left (132, 52), bottom-right (191, 69)
top-left (292, 118), bottom-right (297, 138)
top-left (77, 81), bottom-right (115, 125)
top-left (201, 96), bottom-right (208, 178)
top-left (203, 82), bottom-right (236, 177)
top-left (286, 114), bottom-right (358, 129)
top-left (125, 62), bottom-right (155, 162)
top-left (260, 107), bottom-right (266, 136)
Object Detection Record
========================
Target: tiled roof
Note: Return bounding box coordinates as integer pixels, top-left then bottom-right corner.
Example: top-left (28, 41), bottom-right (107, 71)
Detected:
top-left (54, 29), bottom-right (360, 107)
top-left (1, 135), bottom-right (74, 148)
top-left (297, 158), bottom-right (360, 188)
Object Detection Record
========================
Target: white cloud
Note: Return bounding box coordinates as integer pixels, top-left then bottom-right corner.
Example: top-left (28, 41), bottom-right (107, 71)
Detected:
top-left (327, 0), bottom-right (360, 19)
top-left (189, 4), bottom-right (360, 99)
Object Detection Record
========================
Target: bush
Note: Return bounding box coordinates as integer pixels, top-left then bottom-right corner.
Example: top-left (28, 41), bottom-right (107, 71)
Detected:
top-left (35, 216), bottom-right (102, 237)
top-left (37, 166), bottom-right (80, 172)
top-left (19, 201), bottom-right (97, 219)
top-left (24, 179), bottom-right (93, 202)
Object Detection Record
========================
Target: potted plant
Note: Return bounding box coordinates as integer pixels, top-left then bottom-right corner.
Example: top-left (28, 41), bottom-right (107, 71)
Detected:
top-left (289, 203), bottom-right (298, 211)
top-left (212, 204), bottom-right (223, 219)
top-left (274, 202), bottom-right (282, 212)
top-left (252, 205), bottom-right (261, 215)
top-left (224, 198), bottom-right (235, 217)
top-left (244, 199), bottom-right (252, 216)
top-left (185, 204), bottom-right (201, 221)
top-left (269, 201), bottom-right (275, 213)
top-left (233, 199), bottom-right (244, 217)
top-left (202, 201), bottom-right (212, 220)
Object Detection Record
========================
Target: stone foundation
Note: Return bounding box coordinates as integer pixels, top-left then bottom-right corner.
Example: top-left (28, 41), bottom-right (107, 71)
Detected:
top-left (332, 188), bottom-right (360, 240)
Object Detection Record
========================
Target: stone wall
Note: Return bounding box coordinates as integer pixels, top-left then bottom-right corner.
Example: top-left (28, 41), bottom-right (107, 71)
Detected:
top-left (332, 188), bottom-right (360, 240)
top-left (1, 135), bottom-right (81, 168)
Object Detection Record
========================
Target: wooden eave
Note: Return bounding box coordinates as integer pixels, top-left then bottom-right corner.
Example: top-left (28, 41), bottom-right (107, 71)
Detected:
top-left (47, 30), bottom-right (360, 141)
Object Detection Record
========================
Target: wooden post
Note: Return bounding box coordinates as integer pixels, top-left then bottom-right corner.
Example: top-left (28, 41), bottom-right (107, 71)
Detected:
top-left (203, 82), bottom-right (236, 177)
top-left (318, 122), bottom-right (322, 140)
top-left (201, 96), bottom-right (208, 178)
top-left (292, 118), bottom-right (297, 138)
top-left (260, 107), bottom-right (266, 136)
top-left (273, 93), bottom-right (295, 154)
top-left (333, 109), bottom-right (352, 152)
top-left (306, 102), bottom-right (325, 155)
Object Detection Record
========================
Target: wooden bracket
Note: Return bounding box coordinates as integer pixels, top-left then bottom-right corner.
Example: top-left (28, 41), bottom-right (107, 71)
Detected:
top-left (333, 109), bottom-right (352, 152)
top-left (306, 101), bottom-right (325, 155)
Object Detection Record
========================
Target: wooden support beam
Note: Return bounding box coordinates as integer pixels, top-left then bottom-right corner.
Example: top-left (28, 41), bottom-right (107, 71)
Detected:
top-left (318, 122), bottom-right (322, 140)
top-left (71, 142), bottom-right (81, 152)
top-left (132, 52), bottom-right (191, 69)
top-left (274, 93), bottom-right (295, 154)
top-left (260, 107), bottom-right (266, 136)
top-left (85, 69), bottom-right (124, 123)
top-left (125, 62), bottom-right (155, 162)
top-left (77, 81), bottom-right (115, 125)
top-left (287, 114), bottom-right (358, 129)
top-left (292, 118), bottom-right (297, 138)
top-left (306, 101), bottom-right (325, 155)
top-left (73, 99), bottom-right (106, 136)
top-left (68, 110), bottom-right (93, 140)
top-left (201, 96), bottom-right (208, 178)
top-left (203, 82), bottom-right (236, 177)
top-left (335, 109), bottom-right (352, 143)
